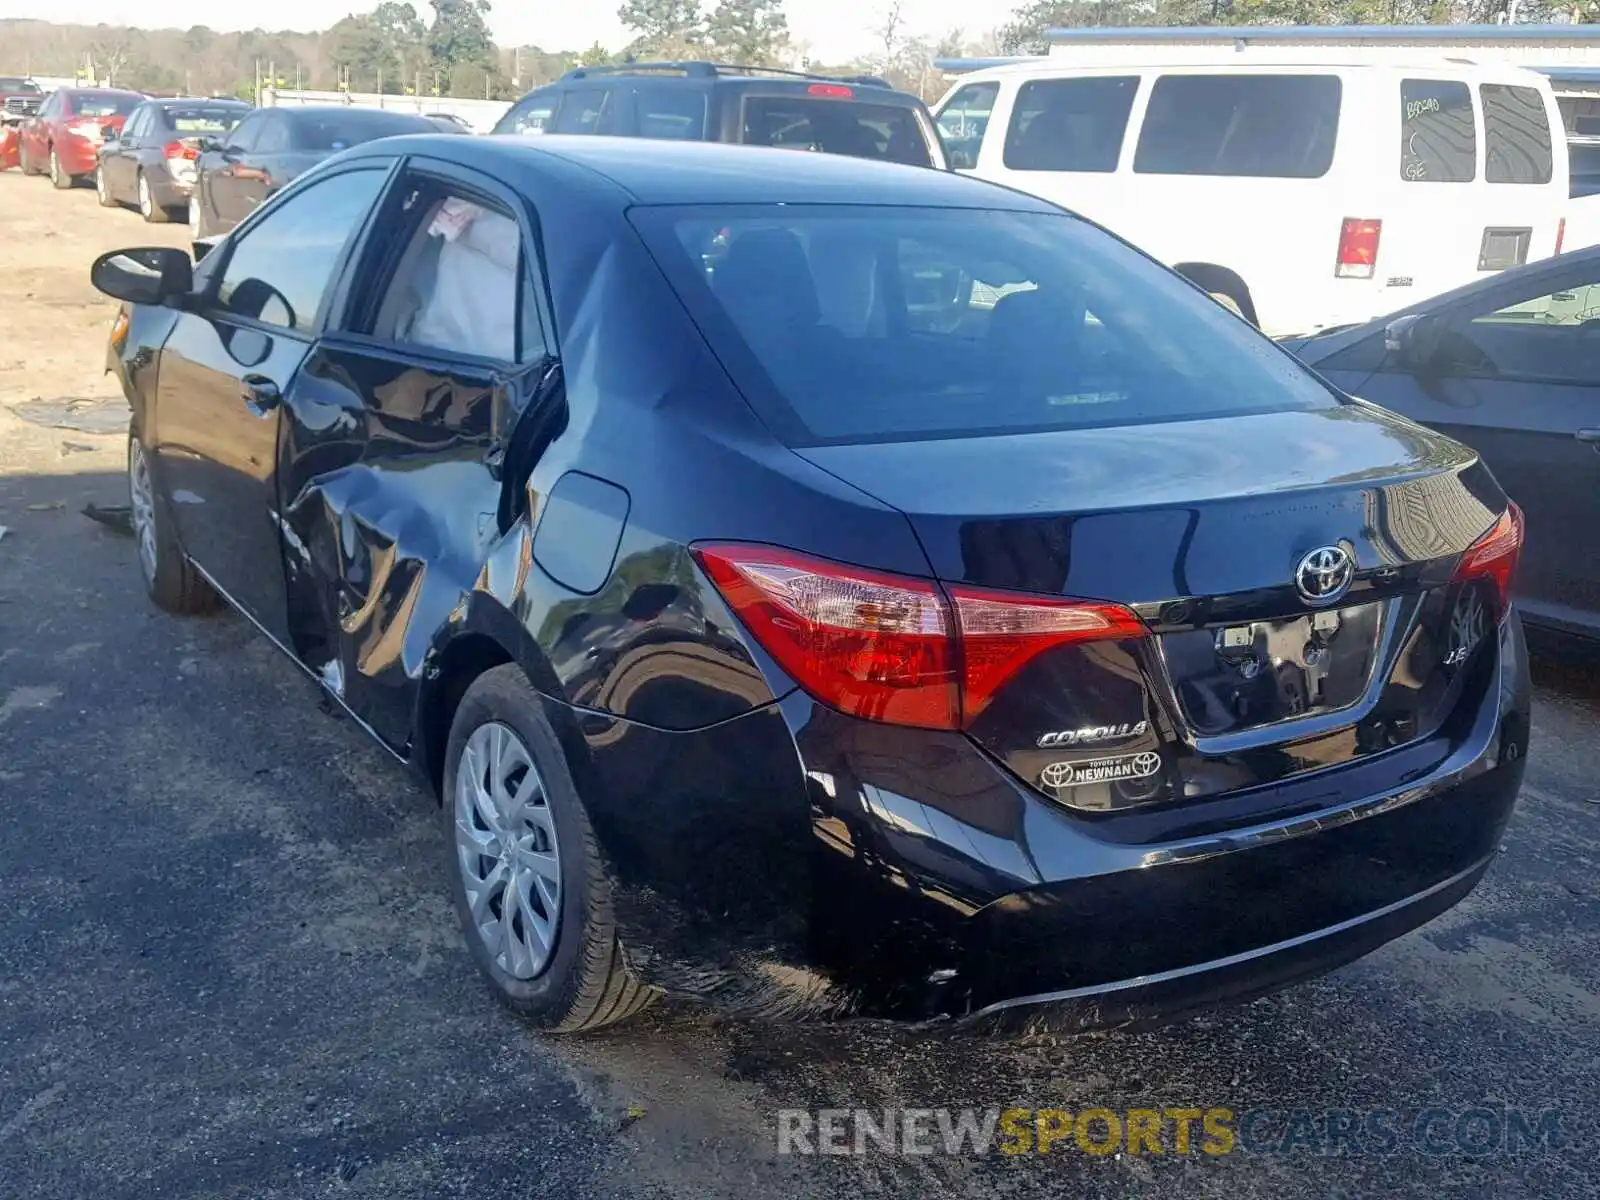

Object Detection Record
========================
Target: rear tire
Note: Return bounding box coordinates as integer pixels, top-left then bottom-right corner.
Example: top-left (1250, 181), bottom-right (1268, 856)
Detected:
top-left (49, 147), bottom-right (72, 189)
top-left (20, 142), bottom-right (39, 176)
top-left (138, 172), bottom-right (169, 223)
top-left (95, 163), bottom-right (117, 207)
top-left (128, 427), bottom-right (219, 616)
top-left (442, 665), bottom-right (655, 1032)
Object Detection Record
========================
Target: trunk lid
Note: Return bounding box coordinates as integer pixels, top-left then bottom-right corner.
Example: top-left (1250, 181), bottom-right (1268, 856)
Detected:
top-left (796, 403), bottom-right (1508, 811)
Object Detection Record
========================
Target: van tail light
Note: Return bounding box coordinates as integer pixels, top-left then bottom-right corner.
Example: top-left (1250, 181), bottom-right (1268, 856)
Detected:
top-left (807, 83), bottom-right (854, 98)
top-left (692, 543), bottom-right (1146, 730)
top-left (163, 140), bottom-right (198, 160)
top-left (1336, 217), bottom-right (1383, 279)
top-left (1451, 503), bottom-right (1524, 624)
top-left (1556, 217), bottom-right (1567, 255)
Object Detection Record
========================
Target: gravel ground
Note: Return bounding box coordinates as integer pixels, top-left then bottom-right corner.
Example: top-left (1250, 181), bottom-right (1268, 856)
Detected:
top-left (1, 171), bottom-right (1596, 1200)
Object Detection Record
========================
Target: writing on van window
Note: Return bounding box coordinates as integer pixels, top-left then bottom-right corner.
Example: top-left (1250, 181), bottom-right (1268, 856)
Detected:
top-left (1400, 79), bottom-right (1475, 184)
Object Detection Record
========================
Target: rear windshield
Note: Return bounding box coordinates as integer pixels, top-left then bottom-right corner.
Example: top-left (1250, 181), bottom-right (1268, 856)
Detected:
top-left (1482, 84), bottom-right (1553, 184)
top-left (292, 111), bottom-right (428, 150)
top-left (72, 92), bottom-right (141, 118)
top-left (1134, 74), bottom-right (1340, 178)
top-left (631, 204), bottom-right (1334, 446)
top-left (740, 96), bottom-right (932, 167)
top-left (0, 78), bottom-right (41, 93)
top-left (163, 105), bottom-right (245, 134)
top-left (1400, 79), bottom-right (1476, 183)
top-left (1003, 76), bottom-right (1139, 173)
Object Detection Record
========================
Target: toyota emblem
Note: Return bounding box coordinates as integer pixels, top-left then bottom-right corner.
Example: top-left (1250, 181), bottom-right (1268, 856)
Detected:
top-left (1295, 545), bottom-right (1354, 606)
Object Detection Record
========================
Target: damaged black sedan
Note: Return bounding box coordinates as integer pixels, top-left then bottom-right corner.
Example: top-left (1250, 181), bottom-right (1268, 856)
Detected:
top-left (93, 135), bottom-right (1530, 1031)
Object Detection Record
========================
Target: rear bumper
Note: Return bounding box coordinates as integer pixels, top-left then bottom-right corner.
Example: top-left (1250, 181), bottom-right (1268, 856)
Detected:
top-left (575, 615), bottom-right (1529, 1023)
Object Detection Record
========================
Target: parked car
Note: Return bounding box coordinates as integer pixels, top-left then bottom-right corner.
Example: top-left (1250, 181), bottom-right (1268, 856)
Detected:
top-left (91, 135), bottom-right (1528, 1031)
top-left (425, 111), bottom-right (474, 133)
top-left (1285, 242), bottom-right (1600, 641)
top-left (0, 75), bottom-right (43, 121)
top-left (492, 61), bottom-right (946, 168)
top-left (935, 58), bottom-right (1569, 335)
top-left (95, 97), bottom-right (252, 223)
top-left (187, 105), bottom-right (441, 236)
top-left (18, 87), bottom-right (145, 188)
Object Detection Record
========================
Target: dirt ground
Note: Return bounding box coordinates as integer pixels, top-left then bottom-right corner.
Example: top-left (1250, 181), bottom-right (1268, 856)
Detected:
top-left (1, 170), bottom-right (1598, 1200)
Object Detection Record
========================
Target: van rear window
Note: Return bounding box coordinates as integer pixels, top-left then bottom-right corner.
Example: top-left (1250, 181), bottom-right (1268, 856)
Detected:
top-left (1003, 76), bottom-right (1139, 173)
top-left (741, 97), bottom-right (932, 167)
top-left (1401, 79), bottom-right (1476, 183)
top-left (1482, 84), bottom-right (1553, 184)
top-left (1133, 75), bottom-right (1340, 178)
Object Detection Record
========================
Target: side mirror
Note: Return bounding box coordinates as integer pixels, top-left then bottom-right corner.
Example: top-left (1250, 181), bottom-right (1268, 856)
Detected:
top-left (195, 135), bottom-right (219, 153)
top-left (102, 125), bottom-right (117, 142)
top-left (1384, 312), bottom-right (1444, 373)
top-left (89, 247), bottom-right (194, 307)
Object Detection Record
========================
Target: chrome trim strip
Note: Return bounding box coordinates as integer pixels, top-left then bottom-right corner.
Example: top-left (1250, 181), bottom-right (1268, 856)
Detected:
top-left (186, 557), bottom-right (408, 764)
top-left (970, 854), bottom-right (1493, 1019)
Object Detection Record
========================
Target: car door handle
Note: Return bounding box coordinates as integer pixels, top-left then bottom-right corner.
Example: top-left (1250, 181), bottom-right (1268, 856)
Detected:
top-left (1576, 428), bottom-right (1600, 444)
top-left (241, 375), bottom-right (280, 416)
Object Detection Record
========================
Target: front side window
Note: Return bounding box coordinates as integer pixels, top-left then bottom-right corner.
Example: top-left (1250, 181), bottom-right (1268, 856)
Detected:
top-left (632, 204), bottom-right (1335, 446)
top-left (223, 115), bottom-right (260, 152)
top-left (634, 86), bottom-right (708, 140)
top-left (1482, 84), bottom-right (1554, 185)
top-left (741, 97), bottom-right (932, 167)
top-left (936, 81), bottom-right (998, 169)
top-left (551, 88), bottom-right (610, 135)
top-left (1134, 74), bottom-right (1341, 178)
top-left (370, 183), bottom-right (527, 363)
top-left (1003, 76), bottom-right (1137, 173)
top-left (495, 90), bottom-right (558, 135)
top-left (254, 117), bottom-right (289, 155)
top-left (1401, 79), bottom-right (1476, 183)
top-left (216, 168), bottom-right (386, 332)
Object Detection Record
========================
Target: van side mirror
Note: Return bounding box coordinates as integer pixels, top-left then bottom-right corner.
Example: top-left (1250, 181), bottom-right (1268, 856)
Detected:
top-left (89, 246), bottom-right (194, 307)
top-left (1384, 313), bottom-right (1444, 373)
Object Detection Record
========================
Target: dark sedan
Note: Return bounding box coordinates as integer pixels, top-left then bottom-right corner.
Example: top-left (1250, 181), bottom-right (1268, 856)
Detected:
top-left (96, 97), bottom-right (252, 223)
top-left (187, 105), bottom-right (441, 237)
top-left (1287, 243), bottom-right (1600, 642)
top-left (91, 136), bottom-right (1529, 1032)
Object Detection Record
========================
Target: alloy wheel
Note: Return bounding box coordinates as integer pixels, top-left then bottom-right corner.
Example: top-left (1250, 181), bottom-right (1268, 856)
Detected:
top-left (138, 174), bottom-right (152, 219)
top-left (96, 165), bottom-right (107, 204)
top-left (188, 196), bottom-right (201, 238)
top-left (48, 149), bottom-right (60, 186)
top-left (453, 721), bottom-right (562, 980)
top-left (128, 438), bottom-right (158, 585)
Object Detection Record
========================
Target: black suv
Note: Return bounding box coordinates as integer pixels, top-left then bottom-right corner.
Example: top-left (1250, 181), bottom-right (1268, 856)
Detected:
top-left (491, 61), bottom-right (946, 168)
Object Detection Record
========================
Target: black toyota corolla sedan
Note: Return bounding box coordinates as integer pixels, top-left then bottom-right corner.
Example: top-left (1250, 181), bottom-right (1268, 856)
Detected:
top-left (92, 135), bottom-right (1530, 1032)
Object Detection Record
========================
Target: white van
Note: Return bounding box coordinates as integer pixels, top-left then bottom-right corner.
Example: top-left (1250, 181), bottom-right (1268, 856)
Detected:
top-left (935, 58), bottom-right (1570, 335)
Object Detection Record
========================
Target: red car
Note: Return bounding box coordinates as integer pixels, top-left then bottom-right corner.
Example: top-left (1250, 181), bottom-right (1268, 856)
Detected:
top-left (19, 88), bottom-right (144, 188)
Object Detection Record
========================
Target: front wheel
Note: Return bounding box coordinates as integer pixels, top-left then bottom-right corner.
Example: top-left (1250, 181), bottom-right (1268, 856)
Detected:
top-left (128, 429), bottom-right (219, 615)
top-left (188, 193), bottom-right (206, 239)
top-left (442, 665), bottom-right (655, 1032)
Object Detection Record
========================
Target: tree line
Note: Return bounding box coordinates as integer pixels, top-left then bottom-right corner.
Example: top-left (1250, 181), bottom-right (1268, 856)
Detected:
top-left (2, 0), bottom-right (1590, 105)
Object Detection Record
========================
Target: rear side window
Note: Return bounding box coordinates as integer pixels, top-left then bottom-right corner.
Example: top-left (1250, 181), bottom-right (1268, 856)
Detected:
top-left (937, 81), bottom-right (997, 169)
top-left (1134, 75), bottom-right (1340, 178)
top-left (1482, 84), bottom-right (1554, 184)
top-left (634, 86), bottom-right (707, 140)
top-left (1401, 80), bottom-right (1476, 183)
top-left (631, 204), bottom-right (1334, 446)
top-left (551, 88), bottom-right (610, 134)
top-left (1003, 76), bottom-right (1138, 173)
top-left (741, 96), bottom-right (932, 167)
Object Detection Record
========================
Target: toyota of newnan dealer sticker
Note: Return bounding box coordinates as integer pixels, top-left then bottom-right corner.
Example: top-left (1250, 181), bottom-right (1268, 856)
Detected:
top-left (1040, 752), bottom-right (1163, 790)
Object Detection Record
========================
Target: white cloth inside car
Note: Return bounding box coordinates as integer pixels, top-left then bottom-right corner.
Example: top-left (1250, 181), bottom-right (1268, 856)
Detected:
top-left (405, 198), bottom-right (519, 362)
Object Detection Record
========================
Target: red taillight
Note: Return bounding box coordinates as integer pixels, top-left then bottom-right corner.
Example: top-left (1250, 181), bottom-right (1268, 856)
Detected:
top-left (163, 140), bottom-right (198, 160)
top-left (1336, 217), bottom-right (1383, 279)
top-left (1556, 217), bottom-right (1567, 255)
top-left (807, 83), bottom-right (854, 98)
top-left (692, 543), bottom-right (1146, 730)
top-left (67, 118), bottom-right (103, 136)
top-left (1452, 503), bottom-right (1524, 623)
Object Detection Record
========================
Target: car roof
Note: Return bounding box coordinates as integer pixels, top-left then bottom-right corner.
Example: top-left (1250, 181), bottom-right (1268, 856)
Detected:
top-left (153, 96), bottom-right (249, 106)
top-left (1292, 241), bottom-right (1600, 362)
top-left (280, 105), bottom-right (434, 123)
top-left (958, 56), bottom-right (1556, 83)
top-left (353, 134), bottom-right (1058, 210)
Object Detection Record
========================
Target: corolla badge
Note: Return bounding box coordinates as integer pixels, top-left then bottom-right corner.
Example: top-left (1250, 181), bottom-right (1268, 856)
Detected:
top-left (1037, 721), bottom-right (1148, 748)
top-left (1295, 545), bottom-right (1355, 606)
top-left (1041, 752), bottom-right (1162, 790)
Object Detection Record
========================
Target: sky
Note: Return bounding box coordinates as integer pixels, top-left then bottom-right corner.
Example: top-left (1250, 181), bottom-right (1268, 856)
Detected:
top-left (3, 1), bottom-right (1004, 64)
